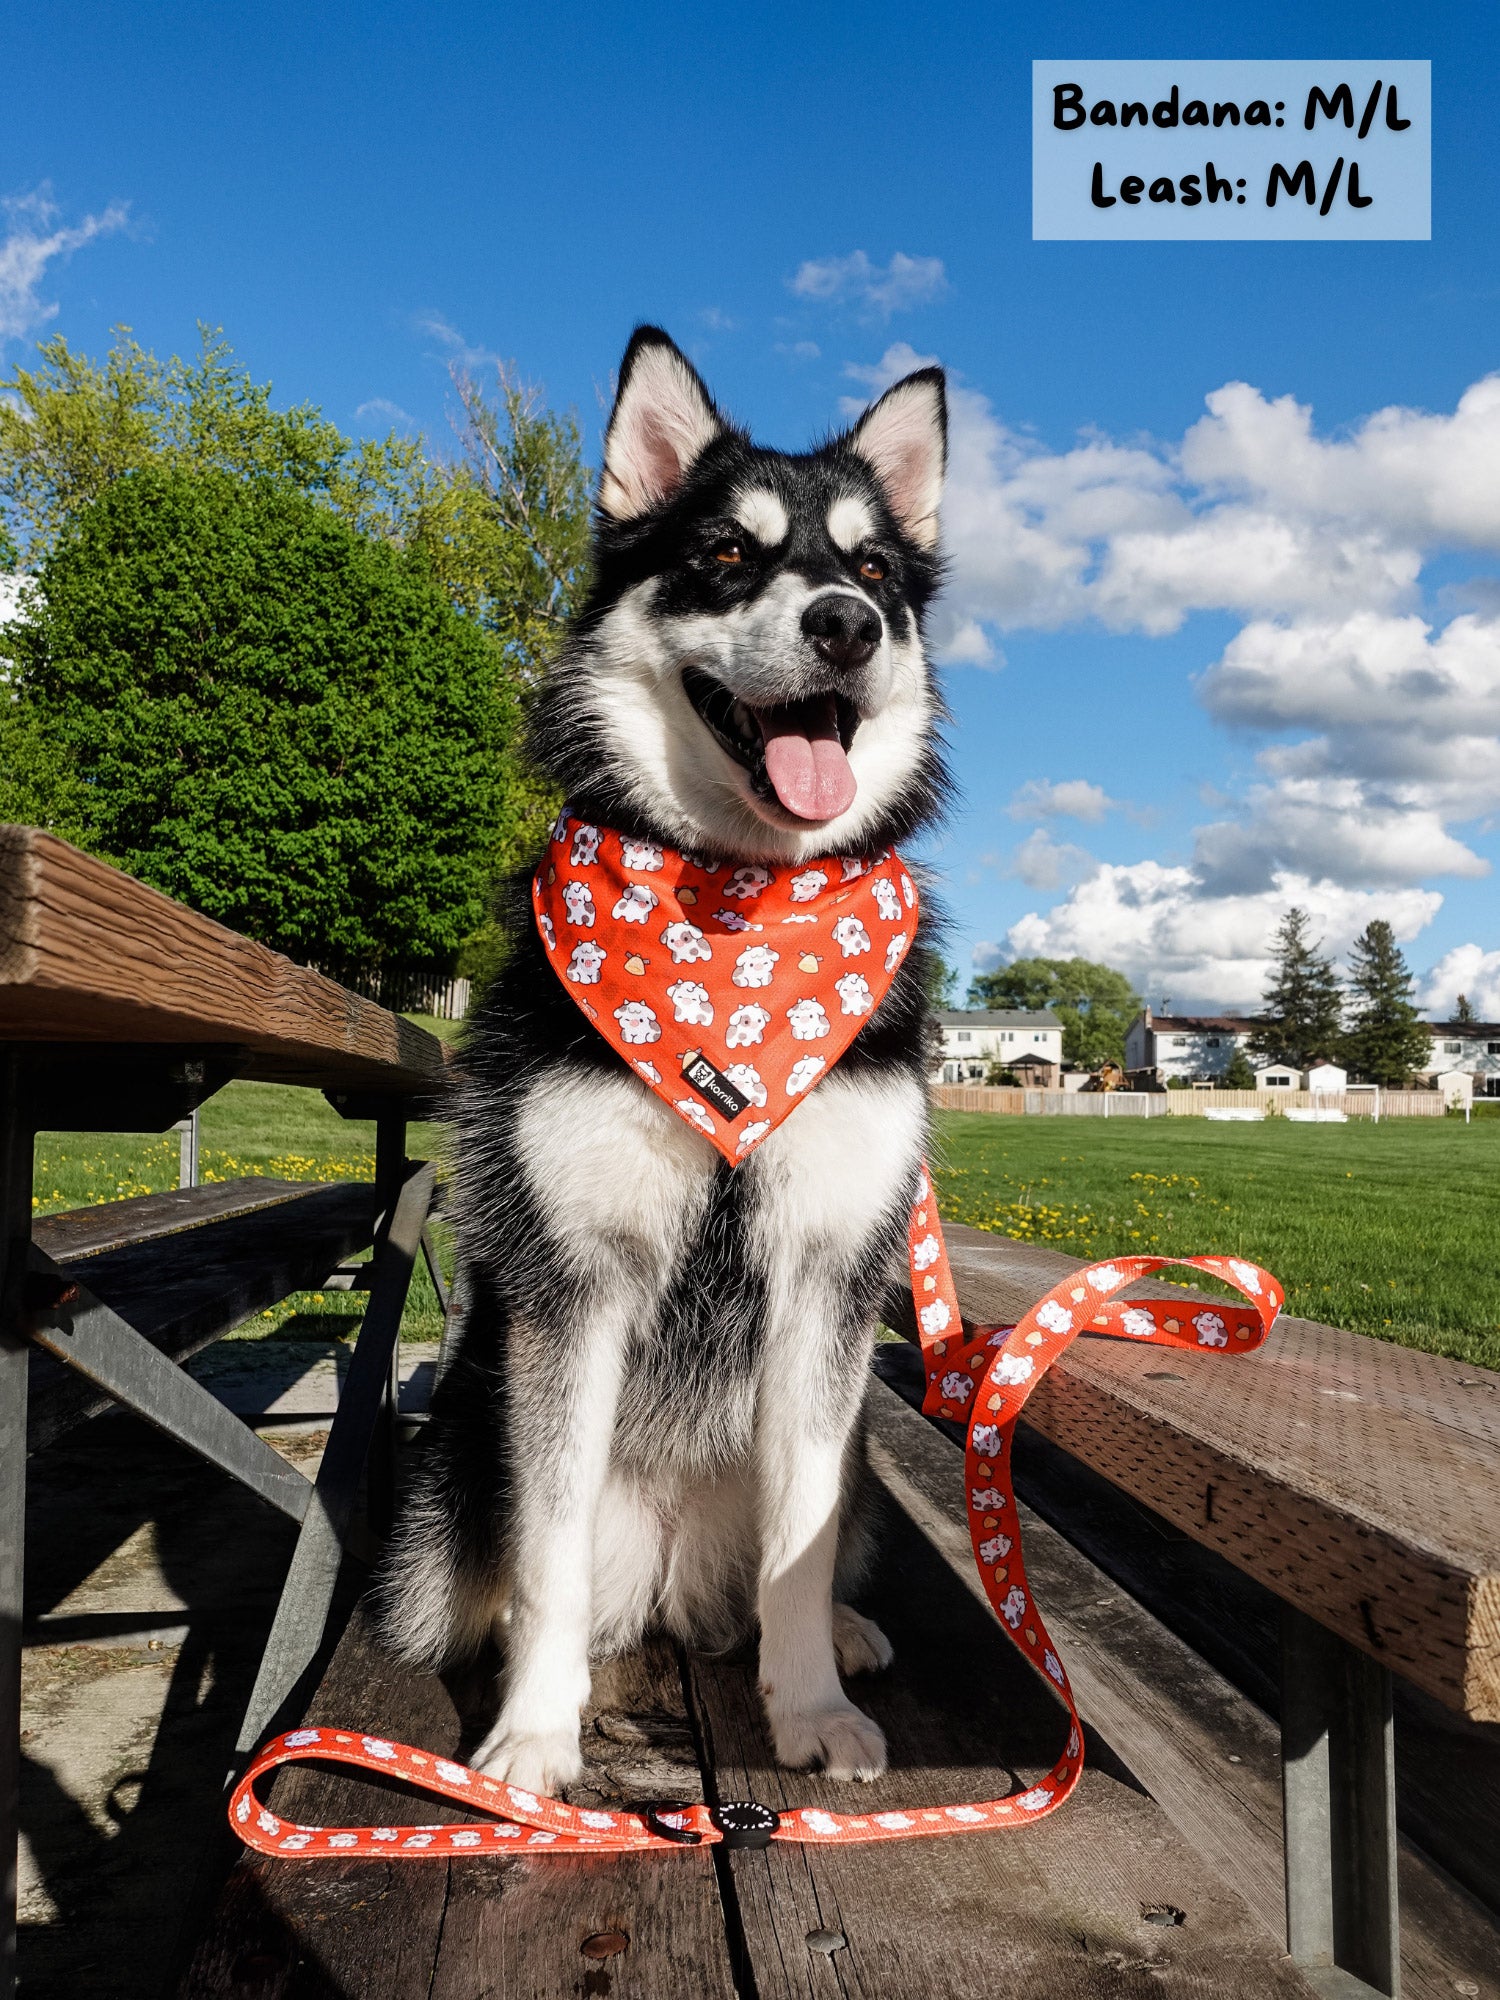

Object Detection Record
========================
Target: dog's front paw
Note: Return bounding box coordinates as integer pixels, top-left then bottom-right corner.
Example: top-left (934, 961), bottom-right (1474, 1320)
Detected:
top-left (832, 1602), bottom-right (894, 1677)
top-left (469, 1721), bottom-right (583, 1796)
top-left (769, 1699), bottom-right (888, 1782)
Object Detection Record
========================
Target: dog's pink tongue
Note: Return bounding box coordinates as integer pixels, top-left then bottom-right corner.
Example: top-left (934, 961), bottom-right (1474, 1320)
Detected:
top-left (759, 699), bottom-right (857, 821)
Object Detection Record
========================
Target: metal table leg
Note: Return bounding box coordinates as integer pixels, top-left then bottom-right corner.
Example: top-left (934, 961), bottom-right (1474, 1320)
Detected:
top-left (1281, 1602), bottom-right (1401, 1998)
top-left (0, 1060), bottom-right (33, 2000)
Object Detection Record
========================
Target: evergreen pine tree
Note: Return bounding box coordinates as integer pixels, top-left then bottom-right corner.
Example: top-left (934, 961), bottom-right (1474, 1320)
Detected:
top-left (1340, 921), bottom-right (1435, 1085)
top-left (1249, 907), bottom-right (1343, 1069)
top-left (1455, 992), bottom-right (1475, 1023)
top-left (1221, 1044), bottom-right (1257, 1090)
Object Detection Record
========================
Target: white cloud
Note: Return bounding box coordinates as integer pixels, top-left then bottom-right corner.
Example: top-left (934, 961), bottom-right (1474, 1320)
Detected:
top-left (1004, 829), bottom-right (1097, 892)
top-left (790, 252), bottom-right (946, 318)
top-left (0, 186), bottom-right (128, 346)
top-left (1006, 864), bottom-right (1441, 1013)
top-left (1009, 778), bottom-right (1116, 823)
top-left (1419, 944), bottom-right (1500, 1019)
top-left (355, 396), bottom-right (415, 426)
top-left (414, 312), bottom-right (501, 371)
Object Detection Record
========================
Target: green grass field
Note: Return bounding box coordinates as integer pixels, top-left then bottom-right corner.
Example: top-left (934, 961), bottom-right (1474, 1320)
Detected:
top-left (32, 1017), bottom-right (456, 1343)
top-left (30, 1047), bottom-right (1500, 1371)
top-left (931, 1111), bottom-right (1500, 1371)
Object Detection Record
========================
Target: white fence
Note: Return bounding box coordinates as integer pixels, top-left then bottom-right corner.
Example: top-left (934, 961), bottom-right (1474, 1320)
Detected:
top-left (931, 1084), bottom-right (1445, 1119)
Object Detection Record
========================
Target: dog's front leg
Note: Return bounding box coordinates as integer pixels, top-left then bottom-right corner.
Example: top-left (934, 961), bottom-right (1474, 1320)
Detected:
top-left (469, 1307), bottom-right (627, 1794)
top-left (755, 1352), bottom-right (888, 1782)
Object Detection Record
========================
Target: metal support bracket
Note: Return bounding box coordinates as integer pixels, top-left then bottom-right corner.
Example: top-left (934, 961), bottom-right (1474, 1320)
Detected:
top-left (235, 1157), bottom-right (436, 1757)
top-left (23, 1249), bottom-right (313, 1524)
top-left (1281, 1603), bottom-right (1401, 1998)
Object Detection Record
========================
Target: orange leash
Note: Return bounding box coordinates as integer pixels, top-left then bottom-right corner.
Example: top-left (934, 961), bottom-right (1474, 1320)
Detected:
top-left (229, 1196), bottom-right (1280, 1859)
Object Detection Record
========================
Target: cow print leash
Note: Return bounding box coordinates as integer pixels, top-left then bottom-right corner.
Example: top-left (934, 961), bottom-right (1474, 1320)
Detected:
top-left (229, 818), bottom-right (1282, 1858)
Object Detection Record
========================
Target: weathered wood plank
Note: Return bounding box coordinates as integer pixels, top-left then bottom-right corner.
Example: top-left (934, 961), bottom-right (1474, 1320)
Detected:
top-left (687, 1446), bottom-right (1317, 1997)
top-left (181, 1608), bottom-right (737, 1999)
top-left (889, 1223), bottom-right (1500, 1719)
top-left (29, 1183), bottom-right (380, 1449)
top-left (867, 1358), bottom-right (1500, 2000)
top-left (0, 827), bottom-right (447, 1095)
top-left (32, 1180), bottom-right (311, 1262)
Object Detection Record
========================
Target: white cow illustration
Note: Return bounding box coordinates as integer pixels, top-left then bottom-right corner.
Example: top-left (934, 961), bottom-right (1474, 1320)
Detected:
top-left (537, 913), bottom-right (556, 950)
top-left (735, 1119), bottom-right (771, 1152)
top-left (732, 944), bottom-right (779, 988)
top-left (872, 878), bottom-right (901, 922)
top-left (565, 941), bottom-right (605, 985)
top-left (569, 822), bottom-right (602, 866)
top-left (919, 1298), bottom-right (951, 1335)
top-left (723, 1063), bottom-right (767, 1107)
top-left (1000, 1587), bottom-right (1027, 1630)
top-left (634, 1060), bottom-right (662, 1084)
top-left (1228, 1258), bottom-right (1262, 1295)
top-left (620, 838), bottom-right (664, 872)
top-left (786, 997), bottom-right (830, 1041)
top-left (884, 930), bottom-right (908, 970)
top-left (901, 872), bottom-right (916, 907)
top-left (614, 1001), bottom-right (661, 1045)
top-left (725, 1003), bottom-right (771, 1047)
top-left (660, 921), bottom-right (711, 963)
top-left (789, 868), bottom-right (827, 902)
top-left (1120, 1307), bottom-right (1156, 1338)
top-left (666, 980), bottom-right (714, 1026)
top-left (674, 1098), bottom-right (715, 1136)
top-left (1193, 1310), bottom-right (1229, 1348)
top-left (713, 908), bottom-right (754, 932)
top-left (562, 881), bottom-right (596, 927)
top-left (1035, 1299), bottom-right (1072, 1334)
top-left (993, 1352), bottom-right (1034, 1386)
top-left (785, 1054), bottom-right (826, 1095)
top-left (831, 916), bottom-right (871, 958)
top-left (721, 864), bottom-right (772, 900)
top-left (841, 856), bottom-right (871, 882)
top-left (612, 883), bottom-right (657, 923)
top-left (911, 1233), bottom-right (940, 1270)
top-left (971, 1423), bottom-right (1003, 1459)
top-left (550, 807), bottom-right (571, 844)
top-left (979, 1533), bottom-right (1013, 1566)
top-left (835, 972), bottom-right (873, 1015)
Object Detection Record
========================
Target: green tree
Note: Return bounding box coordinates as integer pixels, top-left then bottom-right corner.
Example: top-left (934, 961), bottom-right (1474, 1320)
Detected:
top-left (7, 466), bottom-right (519, 971)
top-left (1221, 1044), bottom-right (1257, 1090)
top-left (923, 951), bottom-right (959, 1010)
top-left (1339, 921), bottom-right (1434, 1085)
top-left (1455, 992), bottom-right (1475, 1023)
top-left (1249, 908), bottom-right (1343, 1068)
top-left (967, 956), bottom-right (1140, 1068)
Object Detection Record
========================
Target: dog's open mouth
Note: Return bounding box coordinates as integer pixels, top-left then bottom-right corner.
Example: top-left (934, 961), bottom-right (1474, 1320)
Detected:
top-left (682, 668), bottom-right (860, 822)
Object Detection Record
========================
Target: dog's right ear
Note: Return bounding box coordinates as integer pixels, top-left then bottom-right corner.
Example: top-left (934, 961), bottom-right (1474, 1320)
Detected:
top-left (599, 328), bottom-right (724, 521)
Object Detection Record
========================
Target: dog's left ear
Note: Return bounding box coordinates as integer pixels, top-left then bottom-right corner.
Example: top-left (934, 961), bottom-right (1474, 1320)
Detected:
top-left (599, 327), bottom-right (725, 521)
top-left (849, 368), bottom-right (947, 550)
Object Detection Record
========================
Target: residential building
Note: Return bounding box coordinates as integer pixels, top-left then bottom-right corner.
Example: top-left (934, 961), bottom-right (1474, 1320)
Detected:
top-left (932, 1009), bottom-right (1064, 1085)
top-left (1124, 1007), bottom-right (1258, 1083)
top-left (1424, 1022), bottom-right (1500, 1095)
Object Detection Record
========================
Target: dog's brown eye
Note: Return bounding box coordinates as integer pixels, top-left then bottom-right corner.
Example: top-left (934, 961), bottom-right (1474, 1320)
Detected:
top-left (713, 539), bottom-right (745, 564)
top-left (860, 556), bottom-right (887, 582)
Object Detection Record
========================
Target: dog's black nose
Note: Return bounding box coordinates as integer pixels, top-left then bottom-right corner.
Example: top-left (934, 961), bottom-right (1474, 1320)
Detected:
top-left (801, 592), bottom-right (882, 670)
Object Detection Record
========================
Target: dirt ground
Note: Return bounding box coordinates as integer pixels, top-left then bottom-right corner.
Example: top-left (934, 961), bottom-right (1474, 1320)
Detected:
top-left (19, 1342), bottom-right (438, 2000)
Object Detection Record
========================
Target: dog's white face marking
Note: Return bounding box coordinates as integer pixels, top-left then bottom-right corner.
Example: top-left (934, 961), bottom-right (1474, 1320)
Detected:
top-left (732, 485), bottom-right (789, 547)
top-left (583, 572), bottom-right (930, 861)
top-left (826, 493), bottom-right (875, 552)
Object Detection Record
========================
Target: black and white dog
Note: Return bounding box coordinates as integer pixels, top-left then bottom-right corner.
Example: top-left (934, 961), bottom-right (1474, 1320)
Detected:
top-left (375, 328), bottom-right (949, 1792)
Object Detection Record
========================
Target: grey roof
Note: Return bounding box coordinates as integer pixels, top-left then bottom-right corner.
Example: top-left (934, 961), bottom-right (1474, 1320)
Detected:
top-left (1149, 1014), bottom-right (1259, 1034)
top-left (934, 1009), bottom-right (1063, 1030)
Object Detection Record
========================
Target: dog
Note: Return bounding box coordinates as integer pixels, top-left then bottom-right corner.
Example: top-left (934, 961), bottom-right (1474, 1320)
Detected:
top-left (373, 326), bottom-right (949, 1792)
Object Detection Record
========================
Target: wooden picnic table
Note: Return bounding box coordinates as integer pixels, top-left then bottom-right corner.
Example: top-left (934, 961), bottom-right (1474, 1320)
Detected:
top-left (1, 827), bottom-right (451, 2000)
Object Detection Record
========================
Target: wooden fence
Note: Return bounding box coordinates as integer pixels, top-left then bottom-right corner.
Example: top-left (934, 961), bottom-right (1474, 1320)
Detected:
top-left (931, 1084), bottom-right (1446, 1118)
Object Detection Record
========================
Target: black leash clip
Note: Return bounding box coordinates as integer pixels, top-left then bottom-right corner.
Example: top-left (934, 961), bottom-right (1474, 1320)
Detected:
top-left (709, 1800), bottom-right (781, 1850)
top-left (641, 1801), bottom-right (703, 1845)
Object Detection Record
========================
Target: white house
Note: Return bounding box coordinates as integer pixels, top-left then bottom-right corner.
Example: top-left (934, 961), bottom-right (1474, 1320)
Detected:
top-left (932, 1009), bottom-right (1064, 1085)
top-left (1124, 1008), bottom-right (1258, 1083)
top-left (1256, 1063), bottom-right (1300, 1091)
top-left (1306, 1060), bottom-right (1347, 1093)
top-left (1425, 1021), bottom-right (1500, 1096)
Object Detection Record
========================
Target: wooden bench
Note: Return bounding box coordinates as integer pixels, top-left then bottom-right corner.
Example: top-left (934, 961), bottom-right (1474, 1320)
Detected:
top-left (0, 827), bottom-right (452, 2000)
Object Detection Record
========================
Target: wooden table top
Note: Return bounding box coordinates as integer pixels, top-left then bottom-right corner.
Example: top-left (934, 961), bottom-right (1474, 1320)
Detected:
top-left (1, 825), bottom-right (450, 1097)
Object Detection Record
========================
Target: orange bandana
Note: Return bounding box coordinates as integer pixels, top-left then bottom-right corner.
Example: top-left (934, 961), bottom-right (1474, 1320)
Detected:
top-left (530, 809), bottom-right (918, 1163)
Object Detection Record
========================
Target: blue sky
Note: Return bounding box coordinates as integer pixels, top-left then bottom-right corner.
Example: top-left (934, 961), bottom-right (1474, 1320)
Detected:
top-left (5, 0), bottom-right (1498, 1013)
